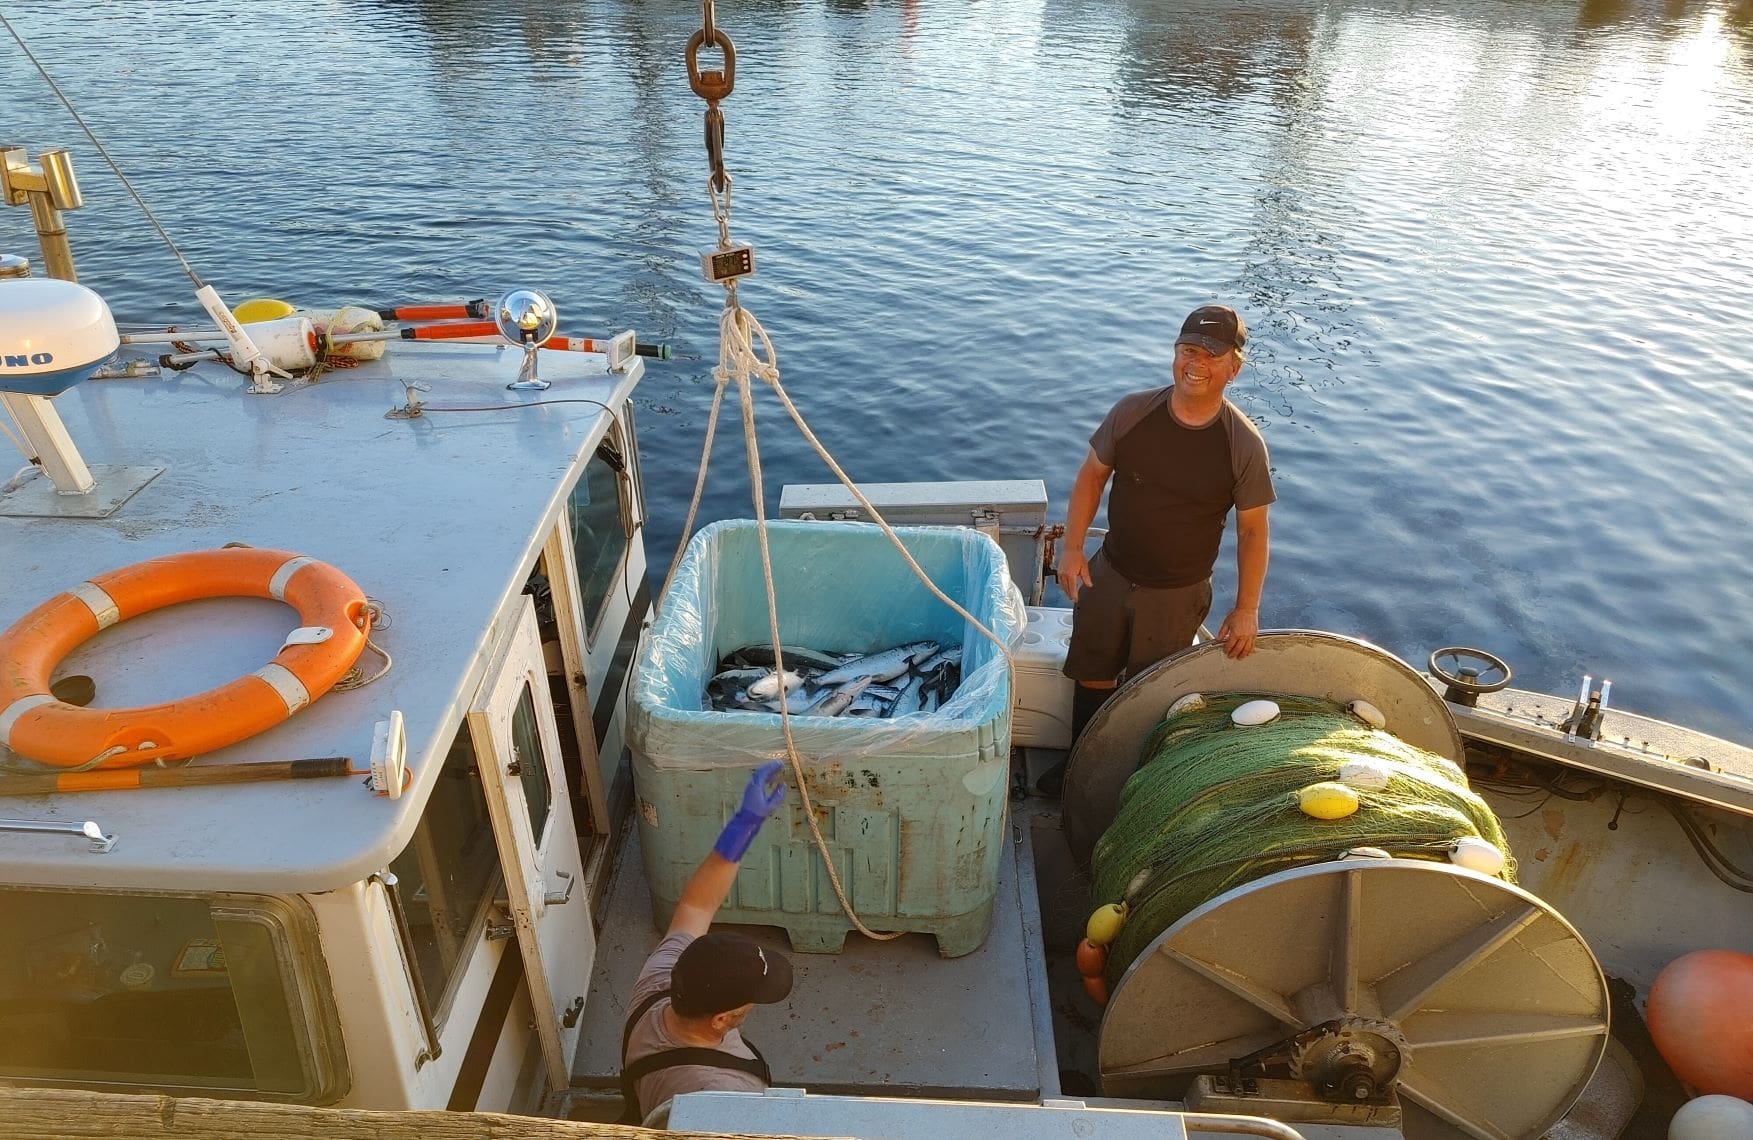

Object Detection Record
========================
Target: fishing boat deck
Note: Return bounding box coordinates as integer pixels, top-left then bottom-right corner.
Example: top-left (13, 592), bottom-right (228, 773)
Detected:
top-left (0, 342), bottom-right (638, 892)
top-left (569, 815), bottom-right (1056, 1103)
top-left (1452, 685), bottom-right (1753, 817)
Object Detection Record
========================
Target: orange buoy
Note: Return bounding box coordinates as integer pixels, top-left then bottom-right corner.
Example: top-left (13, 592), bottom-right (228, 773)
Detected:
top-left (1081, 974), bottom-right (1109, 1007)
top-left (1075, 938), bottom-right (1108, 979)
top-left (1647, 949), bottom-right (1753, 1099)
top-left (0, 548), bottom-right (370, 769)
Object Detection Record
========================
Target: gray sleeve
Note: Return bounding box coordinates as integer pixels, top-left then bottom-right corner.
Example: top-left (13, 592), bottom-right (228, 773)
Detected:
top-left (631, 932), bottom-right (694, 1007)
top-left (1225, 407), bottom-right (1277, 511)
top-left (1089, 389), bottom-right (1163, 466)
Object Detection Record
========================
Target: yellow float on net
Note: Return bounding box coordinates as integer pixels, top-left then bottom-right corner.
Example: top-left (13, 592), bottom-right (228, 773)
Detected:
top-left (1086, 901), bottom-right (1128, 947)
top-left (1298, 781), bottom-right (1361, 820)
top-left (234, 297), bottom-right (296, 323)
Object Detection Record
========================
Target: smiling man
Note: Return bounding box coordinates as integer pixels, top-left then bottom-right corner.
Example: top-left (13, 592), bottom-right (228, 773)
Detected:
top-left (1053, 305), bottom-right (1276, 754)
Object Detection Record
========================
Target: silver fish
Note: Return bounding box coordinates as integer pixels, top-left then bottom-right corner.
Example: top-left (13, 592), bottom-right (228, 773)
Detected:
top-left (811, 676), bottom-right (875, 717)
top-left (913, 647), bottom-right (963, 674)
top-left (729, 645), bottom-right (849, 673)
top-left (747, 669), bottom-right (804, 700)
top-left (812, 641), bottom-right (939, 688)
top-left (845, 693), bottom-right (893, 716)
top-left (889, 669), bottom-right (928, 716)
top-left (710, 666), bottom-right (772, 690)
top-left (708, 667), bottom-right (773, 708)
top-left (762, 689), bottom-right (826, 715)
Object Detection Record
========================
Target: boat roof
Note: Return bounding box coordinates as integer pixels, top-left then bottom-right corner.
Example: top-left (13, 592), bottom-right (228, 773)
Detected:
top-left (0, 336), bottom-right (641, 894)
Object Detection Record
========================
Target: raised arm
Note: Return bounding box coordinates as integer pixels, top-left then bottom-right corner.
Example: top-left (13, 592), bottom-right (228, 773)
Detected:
top-left (668, 760), bottom-right (788, 938)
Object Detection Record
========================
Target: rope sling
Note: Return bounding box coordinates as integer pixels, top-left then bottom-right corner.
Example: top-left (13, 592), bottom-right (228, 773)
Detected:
top-left (667, 0), bottom-right (1017, 942)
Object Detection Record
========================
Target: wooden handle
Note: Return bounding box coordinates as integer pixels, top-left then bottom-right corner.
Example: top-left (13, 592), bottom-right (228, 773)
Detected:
top-left (0, 757), bottom-right (355, 796)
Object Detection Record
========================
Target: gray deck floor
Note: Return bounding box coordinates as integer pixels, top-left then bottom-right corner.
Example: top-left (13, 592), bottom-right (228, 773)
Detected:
top-left (571, 821), bottom-right (1049, 1101)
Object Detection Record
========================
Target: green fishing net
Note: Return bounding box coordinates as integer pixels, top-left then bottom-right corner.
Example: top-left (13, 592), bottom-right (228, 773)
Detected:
top-left (1090, 693), bottom-right (1513, 983)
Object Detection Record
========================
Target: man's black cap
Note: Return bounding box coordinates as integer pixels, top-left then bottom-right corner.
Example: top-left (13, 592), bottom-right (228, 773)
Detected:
top-left (1175, 305), bottom-right (1247, 356)
top-left (671, 932), bottom-right (794, 1017)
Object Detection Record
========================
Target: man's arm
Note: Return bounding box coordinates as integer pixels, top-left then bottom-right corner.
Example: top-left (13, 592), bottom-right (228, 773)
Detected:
top-left (668, 761), bottom-right (788, 938)
top-left (1057, 448), bottom-right (1114, 602)
top-left (1216, 504), bottom-right (1270, 659)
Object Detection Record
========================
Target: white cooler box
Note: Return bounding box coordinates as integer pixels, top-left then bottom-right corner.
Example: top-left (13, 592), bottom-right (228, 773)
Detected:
top-left (1012, 606), bottom-right (1075, 749)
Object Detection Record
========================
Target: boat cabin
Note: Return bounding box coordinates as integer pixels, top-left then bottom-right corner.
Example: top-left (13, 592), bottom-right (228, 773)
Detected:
top-left (0, 320), bottom-right (649, 1114)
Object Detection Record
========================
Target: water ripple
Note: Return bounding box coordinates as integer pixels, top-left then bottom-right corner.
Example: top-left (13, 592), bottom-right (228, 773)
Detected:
top-left (2, 0), bottom-right (1748, 742)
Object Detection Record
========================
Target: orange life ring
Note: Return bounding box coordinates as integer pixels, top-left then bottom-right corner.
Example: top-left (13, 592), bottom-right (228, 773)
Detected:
top-left (0, 547), bottom-right (371, 769)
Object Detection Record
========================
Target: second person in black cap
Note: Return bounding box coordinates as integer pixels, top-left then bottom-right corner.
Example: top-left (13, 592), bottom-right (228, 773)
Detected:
top-left (1053, 304), bottom-right (1276, 752)
top-left (619, 760), bottom-right (794, 1123)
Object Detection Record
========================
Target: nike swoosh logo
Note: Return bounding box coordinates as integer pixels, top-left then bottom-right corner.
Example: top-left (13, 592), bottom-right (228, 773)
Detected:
top-left (1198, 319), bottom-right (1218, 326)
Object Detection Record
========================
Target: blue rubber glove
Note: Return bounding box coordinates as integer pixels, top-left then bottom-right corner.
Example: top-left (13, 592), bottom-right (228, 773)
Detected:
top-left (714, 760), bottom-right (788, 862)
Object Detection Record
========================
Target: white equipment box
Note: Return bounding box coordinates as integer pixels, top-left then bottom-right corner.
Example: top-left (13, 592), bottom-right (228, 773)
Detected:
top-left (1012, 606), bottom-right (1075, 750)
top-left (779, 479), bottom-right (1050, 604)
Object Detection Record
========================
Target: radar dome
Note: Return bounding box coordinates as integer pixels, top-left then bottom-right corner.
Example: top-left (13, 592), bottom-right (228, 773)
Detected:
top-left (0, 277), bottom-right (120, 397)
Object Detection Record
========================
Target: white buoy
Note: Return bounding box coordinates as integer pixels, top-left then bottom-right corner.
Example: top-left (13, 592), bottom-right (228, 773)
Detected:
top-left (1347, 699), bottom-right (1387, 729)
top-left (1670, 1095), bottom-right (1753, 1140)
top-left (1231, 699), bottom-right (1280, 726)
top-left (1448, 836), bottom-right (1507, 876)
top-left (1168, 692), bottom-right (1206, 716)
top-left (1340, 759), bottom-right (1394, 790)
top-left (1339, 846), bottom-right (1392, 861)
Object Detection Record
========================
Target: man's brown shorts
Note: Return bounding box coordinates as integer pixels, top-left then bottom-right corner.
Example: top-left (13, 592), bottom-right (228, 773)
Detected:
top-left (1062, 547), bottom-right (1213, 682)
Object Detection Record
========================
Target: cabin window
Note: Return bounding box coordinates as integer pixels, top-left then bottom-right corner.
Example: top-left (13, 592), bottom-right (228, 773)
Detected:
top-left (0, 888), bottom-right (341, 1102)
top-left (569, 427), bottom-right (632, 642)
top-left (386, 724), bottom-right (502, 1025)
top-left (512, 678), bottom-right (555, 842)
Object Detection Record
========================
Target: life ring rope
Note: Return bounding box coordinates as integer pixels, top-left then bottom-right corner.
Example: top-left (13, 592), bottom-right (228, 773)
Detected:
top-left (0, 548), bottom-right (372, 770)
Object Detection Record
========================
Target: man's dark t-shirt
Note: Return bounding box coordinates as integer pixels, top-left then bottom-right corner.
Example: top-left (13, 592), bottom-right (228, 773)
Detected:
top-left (1090, 386), bottom-right (1275, 588)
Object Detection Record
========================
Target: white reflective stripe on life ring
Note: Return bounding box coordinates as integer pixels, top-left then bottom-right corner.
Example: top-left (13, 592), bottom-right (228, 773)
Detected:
top-left (269, 556), bottom-right (320, 601)
top-left (0, 693), bottom-right (57, 744)
top-left (70, 582), bottom-right (121, 630)
top-left (253, 663), bottom-right (311, 714)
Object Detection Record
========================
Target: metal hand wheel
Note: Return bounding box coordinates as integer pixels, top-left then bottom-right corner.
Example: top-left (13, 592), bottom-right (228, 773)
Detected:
top-left (1428, 646), bottom-right (1512, 706)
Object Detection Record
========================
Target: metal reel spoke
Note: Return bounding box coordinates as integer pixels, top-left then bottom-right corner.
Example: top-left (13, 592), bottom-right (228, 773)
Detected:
top-left (1102, 1027), bottom-right (1295, 1081)
top-left (1099, 860), bottom-right (1608, 1138)
top-left (1377, 901), bottom-right (1543, 1021)
top-left (1397, 1070), bottom-right (1517, 1140)
top-left (1160, 946), bottom-right (1300, 1028)
top-left (1403, 1010), bottom-right (1608, 1050)
top-left (1329, 864), bottom-right (1364, 1013)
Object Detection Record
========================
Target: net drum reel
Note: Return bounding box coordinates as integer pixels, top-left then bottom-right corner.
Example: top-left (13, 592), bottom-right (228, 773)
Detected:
top-left (1064, 632), bottom-right (1611, 1139)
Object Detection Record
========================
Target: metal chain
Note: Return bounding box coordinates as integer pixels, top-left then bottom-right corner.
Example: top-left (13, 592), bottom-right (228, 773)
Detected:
top-left (687, 0), bottom-right (737, 197)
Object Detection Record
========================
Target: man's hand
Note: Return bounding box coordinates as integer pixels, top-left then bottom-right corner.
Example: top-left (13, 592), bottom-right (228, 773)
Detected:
top-left (1216, 607), bottom-right (1260, 659)
top-left (1058, 545), bottom-right (1093, 602)
top-left (671, 763), bottom-right (792, 937)
top-left (713, 760), bottom-right (788, 863)
top-left (740, 760), bottom-right (788, 820)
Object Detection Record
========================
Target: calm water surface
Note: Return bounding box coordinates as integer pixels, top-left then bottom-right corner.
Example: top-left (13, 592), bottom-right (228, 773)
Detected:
top-left (3, 0), bottom-right (1749, 743)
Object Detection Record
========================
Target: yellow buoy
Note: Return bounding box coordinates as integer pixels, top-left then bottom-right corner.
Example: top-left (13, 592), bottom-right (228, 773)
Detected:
top-left (235, 297), bottom-right (296, 324)
top-left (1298, 781), bottom-right (1361, 820)
top-left (1086, 901), bottom-right (1128, 947)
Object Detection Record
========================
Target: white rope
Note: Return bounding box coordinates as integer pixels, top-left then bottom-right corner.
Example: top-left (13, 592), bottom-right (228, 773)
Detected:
top-left (704, 293), bottom-right (1016, 942)
top-left (658, 369), bottom-right (732, 609)
top-left (0, 417), bottom-right (34, 466)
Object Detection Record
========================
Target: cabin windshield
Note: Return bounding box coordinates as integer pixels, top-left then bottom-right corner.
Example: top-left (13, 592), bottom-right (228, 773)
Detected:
top-left (571, 428), bottom-right (633, 642)
top-left (0, 888), bottom-right (340, 1100)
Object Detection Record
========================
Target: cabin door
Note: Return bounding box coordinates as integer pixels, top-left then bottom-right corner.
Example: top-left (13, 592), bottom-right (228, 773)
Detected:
top-left (470, 597), bottom-right (596, 1091)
